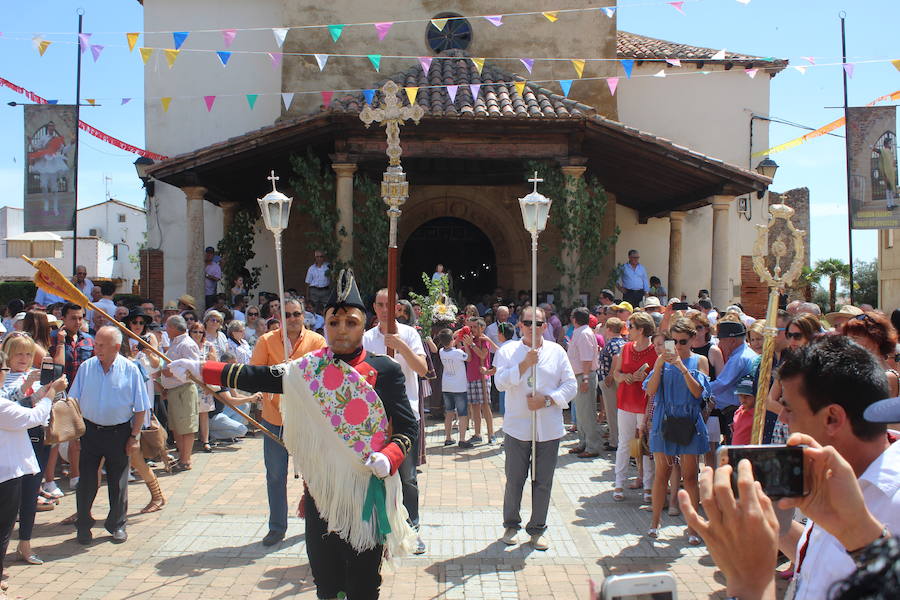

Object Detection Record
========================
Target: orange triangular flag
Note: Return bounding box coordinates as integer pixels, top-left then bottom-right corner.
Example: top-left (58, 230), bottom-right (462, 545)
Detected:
top-left (164, 48), bottom-right (180, 68)
top-left (139, 47), bottom-right (153, 65)
top-left (571, 59), bottom-right (585, 78)
top-left (431, 18), bottom-right (448, 30)
top-left (161, 97), bottom-right (172, 112)
top-left (471, 57), bottom-right (485, 75)
top-left (543, 11), bottom-right (558, 22)
top-left (126, 32), bottom-right (139, 52)
top-left (514, 81), bottom-right (526, 97)
top-left (893, 59), bottom-right (900, 72)
top-left (38, 40), bottom-right (52, 56)
top-left (86, 99), bottom-right (96, 106)
top-left (405, 87), bottom-right (419, 104)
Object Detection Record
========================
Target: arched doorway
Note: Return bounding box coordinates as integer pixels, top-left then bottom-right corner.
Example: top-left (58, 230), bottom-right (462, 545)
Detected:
top-left (400, 217), bottom-right (496, 302)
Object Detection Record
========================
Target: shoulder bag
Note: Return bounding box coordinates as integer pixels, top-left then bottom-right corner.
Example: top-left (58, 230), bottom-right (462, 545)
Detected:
top-left (44, 394), bottom-right (86, 445)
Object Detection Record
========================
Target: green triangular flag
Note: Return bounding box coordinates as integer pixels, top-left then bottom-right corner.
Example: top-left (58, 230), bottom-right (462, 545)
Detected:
top-left (246, 94), bottom-right (258, 110)
top-left (328, 24), bottom-right (345, 43)
top-left (368, 54), bottom-right (381, 71)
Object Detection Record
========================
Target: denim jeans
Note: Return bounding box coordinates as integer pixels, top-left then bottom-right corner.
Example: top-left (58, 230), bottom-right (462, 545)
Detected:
top-left (209, 412), bottom-right (248, 440)
top-left (262, 419), bottom-right (289, 535)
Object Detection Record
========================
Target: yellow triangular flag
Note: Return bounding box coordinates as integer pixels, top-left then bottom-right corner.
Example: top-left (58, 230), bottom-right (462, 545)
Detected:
top-left (139, 47), bottom-right (153, 65)
top-left (514, 81), bottom-right (526, 97)
top-left (164, 48), bottom-right (180, 69)
top-left (160, 97), bottom-right (172, 112)
top-left (543, 11), bottom-right (558, 22)
top-left (126, 32), bottom-right (139, 52)
top-left (405, 86), bottom-right (419, 105)
top-left (571, 59), bottom-right (585, 78)
top-left (38, 40), bottom-right (52, 56)
top-left (893, 59), bottom-right (900, 72)
top-left (471, 57), bottom-right (485, 75)
top-left (86, 99), bottom-right (96, 106)
top-left (431, 18), bottom-right (448, 31)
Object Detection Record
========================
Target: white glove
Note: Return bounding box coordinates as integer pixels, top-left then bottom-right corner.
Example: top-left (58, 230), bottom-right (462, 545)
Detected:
top-left (166, 359), bottom-right (202, 383)
top-left (364, 452), bottom-right (391, 479)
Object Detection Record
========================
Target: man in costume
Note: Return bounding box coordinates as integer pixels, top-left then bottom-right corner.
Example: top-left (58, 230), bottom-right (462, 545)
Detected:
top-left (165, 270), bottom-right (417, 600)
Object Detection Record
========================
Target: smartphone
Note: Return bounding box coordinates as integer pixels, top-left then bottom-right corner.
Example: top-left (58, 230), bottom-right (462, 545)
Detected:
top-left (672, 302), bottom-right (690, 311)
top-left (599, 572), bottom-right (678, 600)
top-left (664, 340), bottom-right (675, 353)
top-left (39, 359), bottom-right (64, 385)
top-left (716, 444), bottom-right (808, 500)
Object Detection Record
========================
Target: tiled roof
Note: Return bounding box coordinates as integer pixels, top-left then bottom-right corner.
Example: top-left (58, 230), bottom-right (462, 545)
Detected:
top-left (617, 31), bottom-right (788, 69)
top-left (331, 49), bottom-right (593, 119)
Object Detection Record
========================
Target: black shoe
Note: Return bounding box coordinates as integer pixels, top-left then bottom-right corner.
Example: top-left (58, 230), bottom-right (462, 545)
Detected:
top-left (604, 443), bottom-right (618, 451)
top-left (110, 528), bottom-right (127, 544)
top-left (262, 530), bottom-right (285, 547)
top-left (458, 440), bottom-right (474, 448)
top-left (76, 530), bottom-right (93, 545)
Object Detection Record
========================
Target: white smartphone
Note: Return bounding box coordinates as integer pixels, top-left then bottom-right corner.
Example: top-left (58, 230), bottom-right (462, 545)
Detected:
top-left (599, 572), bottom-right (678, 600)
top-left (664, 340), bottom-right (676, 353)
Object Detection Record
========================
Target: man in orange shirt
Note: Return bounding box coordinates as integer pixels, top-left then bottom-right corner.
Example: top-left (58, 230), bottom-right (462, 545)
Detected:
top-left (251, 297), bottom-right (326, 546)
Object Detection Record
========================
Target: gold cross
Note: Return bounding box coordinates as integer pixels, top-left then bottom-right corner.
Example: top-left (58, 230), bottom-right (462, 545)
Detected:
top-left (267, 170), bottom-right (279, 191)
top-left (359, 81), bottom-right (425, 166)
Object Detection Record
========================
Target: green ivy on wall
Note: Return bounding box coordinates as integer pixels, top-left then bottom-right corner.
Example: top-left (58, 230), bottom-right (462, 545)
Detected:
top-left (353, 173), bottom-right (389, 299)
top-left (216, 209), bottom-right (263, 295)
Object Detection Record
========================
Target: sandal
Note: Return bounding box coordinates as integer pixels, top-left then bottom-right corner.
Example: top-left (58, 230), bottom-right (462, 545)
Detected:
top-left (140, 479), bottom-right (166, 514)
top-left (647, 528), bottom-right (659, 539)
top-left (613, 489), bottom-right (625, 502)
top-left (36, 497), bottom-right (56, 512)
top-left (175, 462), bottom-right (192, 472)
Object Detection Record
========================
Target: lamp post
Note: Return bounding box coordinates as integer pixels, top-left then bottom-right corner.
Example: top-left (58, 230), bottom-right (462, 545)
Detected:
top-left (755, 157), bottom-right (779, 200)
top-left (518, 171), bottom-right (552, 480)
top-left (258, 170), bottom-right (294, 362)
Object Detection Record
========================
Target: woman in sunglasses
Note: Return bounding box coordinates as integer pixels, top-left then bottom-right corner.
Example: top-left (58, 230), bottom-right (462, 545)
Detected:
top-left (840, 312), bottom-right (900, 399)
top-left (244, 305), bottom-right (261, 346)
top-left (189, 321), bottom-right (218, 452)
top-left (642, 318), bottom-right (710, 544)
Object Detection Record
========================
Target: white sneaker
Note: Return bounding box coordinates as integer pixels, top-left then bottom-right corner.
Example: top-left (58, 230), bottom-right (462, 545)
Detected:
top-left (69, 476), bottom-right (80, 490)
top-left (500, 527), bottom-right (518, 546)
top-left (42, 481), bottom-right (64, 498)
top-left (530, 533), bottom-right (549, 551)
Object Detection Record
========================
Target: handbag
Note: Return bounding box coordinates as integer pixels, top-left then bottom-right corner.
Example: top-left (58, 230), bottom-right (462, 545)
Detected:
top-left (44, 395), bottom-right (86, 445)
top-left (658, 364), bottom-right (697, 447)
top-left (140, 413), bottom-right (169, 461)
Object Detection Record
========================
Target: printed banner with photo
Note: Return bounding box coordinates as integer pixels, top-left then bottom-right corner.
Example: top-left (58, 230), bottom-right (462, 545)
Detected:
top-left (24, 104), bottom-right (78, 232)
top-left (848, 105), bottom-right (899, 229)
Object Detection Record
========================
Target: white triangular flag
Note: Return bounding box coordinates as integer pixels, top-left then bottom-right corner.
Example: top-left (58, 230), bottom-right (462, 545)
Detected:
top-left (653, 69), bottom-right (666, 78)
top-left (792, 65), bottom-right (807, 75)
top-left (315, 54), bottom-right (329, 71)
top-left (272, 28), bottom-right (288, 48)
top-left (281, 92), bottom-right (294, 109)
top-left (711, 49), bottom-right (727, 60)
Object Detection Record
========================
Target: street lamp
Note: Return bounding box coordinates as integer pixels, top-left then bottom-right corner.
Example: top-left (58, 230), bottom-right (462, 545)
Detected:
top-left (518, 171), bottom-right (552, 480)
top-left (258, 170), bottom-right (293, 361)
top-left (133, 156), bottom-right (155, 196)
top-left (755, 157), bottom-right (779, 199)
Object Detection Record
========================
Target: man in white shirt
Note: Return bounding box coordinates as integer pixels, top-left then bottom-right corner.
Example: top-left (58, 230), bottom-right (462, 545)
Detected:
top-left (305, 250), bottom-right (331, 310)
top-left (485, 305), bottom-right (517, 347)
top-left (494, 306), bottom-right (577, 551)
top-left (617, 249), bottom-right (649, 308)
top-left (362, 288), bottom-right (428, 554)
top-left (776, 336), bottom-right (900, 600)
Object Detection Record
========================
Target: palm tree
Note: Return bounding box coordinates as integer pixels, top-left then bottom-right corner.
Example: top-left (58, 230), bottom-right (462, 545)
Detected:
top-left (813, 258), bottom-right (851, 312)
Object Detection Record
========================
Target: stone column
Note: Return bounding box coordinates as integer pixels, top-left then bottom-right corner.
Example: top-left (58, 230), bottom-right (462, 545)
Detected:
top-left (220, 200), bottom-right (240, 231)
top-left (182, 186), bottom-right (207, 303)
top-left (710, 195), bottom-right (734, 307)
top-left (331, 162), bottom-right (358, 262)
top-left (560, 164), bottom-right (587, 307)
top-left (667, 211), bottom-right (686, 301)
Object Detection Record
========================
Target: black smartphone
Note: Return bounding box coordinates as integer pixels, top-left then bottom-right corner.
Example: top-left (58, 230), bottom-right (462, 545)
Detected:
top-left (717, 444), bottom-right (807, 499)
top-left (672, 302), bottom-right (690, 311)
top-left (40, 360), bottom-right (64, 385)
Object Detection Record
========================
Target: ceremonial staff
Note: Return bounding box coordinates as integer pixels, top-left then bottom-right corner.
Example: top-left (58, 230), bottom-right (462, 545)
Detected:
top-left (360, 81), bottom-right (424, 354)
top-left (21, 256), bottom-right (287, 449)
top-left (749, 204), bottom-right (805, 444)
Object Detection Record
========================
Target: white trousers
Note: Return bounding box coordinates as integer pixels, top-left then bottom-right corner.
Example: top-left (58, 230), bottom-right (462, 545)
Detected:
top-left (614, 409), bottom-right (653, 490)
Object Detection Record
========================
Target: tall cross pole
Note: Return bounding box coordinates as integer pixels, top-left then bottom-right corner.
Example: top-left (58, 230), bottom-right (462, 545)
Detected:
top-left (360, 81), bottom-right (424, 350)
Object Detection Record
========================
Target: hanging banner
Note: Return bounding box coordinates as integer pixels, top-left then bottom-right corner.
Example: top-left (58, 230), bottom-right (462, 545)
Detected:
top-left (24, 104), bottom-right (78, 231)
top-left (848, 105), bottom-right (898, 229)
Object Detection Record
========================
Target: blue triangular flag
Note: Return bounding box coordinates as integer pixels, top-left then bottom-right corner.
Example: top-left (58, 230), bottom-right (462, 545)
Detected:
top-left (559, 79), bottom-right (573, 97)
top-left (216, 51), bottom-right (231, 66)
top-left (363, 89), bottom-right (375, 105)
top-left (173, 31), bottom-right (189, 50)
top-left (47, 99), bottom-right (58, 104)
top-left (621, 59), bottom-right (634, 79)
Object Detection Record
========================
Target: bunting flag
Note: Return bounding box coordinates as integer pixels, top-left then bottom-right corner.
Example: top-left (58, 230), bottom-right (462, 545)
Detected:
top-left (602, 7), bottom-right (616, 18)
top-left (571, 59), bottom-right (585, 78)
top-left (654, 69), bottom-right (667, 78)
top-left (520, 58), bottom-right (534, 73)
top-left (368, 54), bottom-right (381, 71)
top-left (268, 52), bottom-right (282, 67)
top-left (559, 79), bottom-right (572, 97)
top-left (164, 48), bottom-right (180, 68)
top-left (446, 84), bottom-right (458, 102)
top-left (892, 59), bottom-right (900, 72)
top-left (121, 98), bottom-right (131, 105)
top-left (843, 63), bottom-right (855, 78)
top-left (160, 97), bottom-right (172, 112)
top-left (85, 99), bottom-right (96, 105)
top-left (246, 94), bottom-right (258, 109)
top-left (281, 92), bottom-right (294, 109)
top-left (315, 53), bottom-right (328, 71)
top-left (419, 56), bottom-right (432, 74)
top-left (139, 47), bottom-right (153, 65)
top-left (363, 89), bottom-right (375, 104)
top-left (321, 90), bottom-right (333, 106)
top-left (793, 65), bottom-right (807, 75)
top-left (203, 95), bottom-right (216, 112)
top-left (711, 49), bottom-right (727, 60)
top-left (272, 27), bottom-right (288, 48)
top-left (736, 0), bottom-right (751, 4)
top-left (469, 83), bottom-right (481, 99)
top-left (668, 1), bottom-right (686, 15)
top-left (38, 40), bottom-right (51, 56)
top-left (746, 68), bottom-right (758, 78)
top-left (78, 33), bottom-right (91, 53)
top-left (620, 59), bottom-right (634, 78)
top-left (607, 77), bottom-right (619, 96)
top-left (217, 51), bottom-right (232, 66)
top-left (374, 22), bottom-right (393, 41)
top-left (222, 28), bottom-right (237, 48)
top-left (666, 58), bottom-right (682, 67)
top-left (90, 45), bottom-right (104, 62)
top-left (543, 11), bottom-right (558, 22)
top-left (471, 57), bottom-right (485, 74)
top-left (328, 24), bottom-right (344, 42)
top-left (485, 15), bottom-right (503, 27)
top-left (405, 86), bottom-right (418, 104)
top-left (173, 31), bottom-right (189, 50)
top-left (126, 32), bottom-right (139, 51)
top-left (802, 56), bottom-right (815, 65)
top-left (47, 100), bottom-right (58, 104)
top-left (514, 80), bottom-right (526, 97)
top-left (430, 18), bottom-right (448, 31)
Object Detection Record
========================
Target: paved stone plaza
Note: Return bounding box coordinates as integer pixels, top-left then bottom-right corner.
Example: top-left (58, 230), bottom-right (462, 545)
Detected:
top-left (4, 419), bottom-right (752, 599)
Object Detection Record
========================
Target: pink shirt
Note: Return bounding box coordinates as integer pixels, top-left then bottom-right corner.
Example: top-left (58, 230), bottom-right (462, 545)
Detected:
top-left (567, 324), bottom-right (599, 375)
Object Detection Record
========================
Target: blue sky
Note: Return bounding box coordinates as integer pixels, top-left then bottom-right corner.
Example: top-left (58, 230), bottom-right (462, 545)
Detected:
top-left (1, 0), bottom-right (898, 268)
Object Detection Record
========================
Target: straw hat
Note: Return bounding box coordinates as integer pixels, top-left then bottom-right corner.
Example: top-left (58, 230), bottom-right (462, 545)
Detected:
top-left (825, 304), bottom-right (863, 326)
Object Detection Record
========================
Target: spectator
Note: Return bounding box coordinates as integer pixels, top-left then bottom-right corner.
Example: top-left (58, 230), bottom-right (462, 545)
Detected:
top-left (225, 320), bottom-right (252, 365)
top-left (825, 304), bottom-right (864, 330)
top-left (304, 250), bottom-right (331, 309)
top-left (642, 296), bottom-right (664, 327)
top-left (202, 310), bottom-right (228, 358)
top-left (21, 312), bottom-right (52, 368)
top-left (617, 249), bottom-right (650, 308)
top-left (160, 315), bottom-right (201, 472)
top-left (461, 317), bottom-right (497, 445)
top-left (204, 246), bottom-right (222, 309)
top-left (485, 305), bottom-right (517, 346)
top-left (3, 300), bottom-right (24, 333)
top-left (730, 375), bottom-right (758, 445)
top-left (840, 312), bottom-right (900, 397)
top-left (177, 294), bottom-right (197, 312)
top-left (34, 284), bottom-right (64, 308)
top-left (598, 317), bottom-right (626, 452)
top-left (244, 305), bottom-right (261, 346)
top-left (437, 329), bottom-right (470, 447)
top-left (709, 321), bottom-right (756, 445)
top-left (190, 320), bottom-right (218, 454)
top-left (648, 276), bottom-right (668, 305)
top-left (567, 307), bottom-right (601, 458)
top-left (206, 352), bottom-right (254, 442)
top-left (231, 294), bottom-right (247, 322)
top-left (747, 320), bottom-right (765, 354)
top-left (229, 275), bottom-right (247, 304)
top-left (72, 265), bottom-right (94, 299)
top-left (540, 303), bottom-right (563, 344)
top-left (92, 282), bottom-right (117, 329)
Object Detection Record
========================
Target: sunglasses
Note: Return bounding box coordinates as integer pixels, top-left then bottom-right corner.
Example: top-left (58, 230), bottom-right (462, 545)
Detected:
top-left (785, 331), bottom-right (804, 340)
top-left (286, 311), bottom-right (304, 318)
top-left (521, 320), bottom-right (545, 327)
top-left (247, 312), bottom-right (259, 316)
top-left (184, 316), bottom-right (196, 321)
top-left (671, 338), bottom-right (691, 345)
top-left (0, 367), bottom-right (10, 373)
top-left (131, 319), bottom-right (148, 326)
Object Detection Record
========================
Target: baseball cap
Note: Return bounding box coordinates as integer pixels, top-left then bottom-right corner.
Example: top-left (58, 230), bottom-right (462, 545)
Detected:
top-left (735, 375), bottom-right (755, 396)
top-left (613, 301), bottom-right (634, 313)
top-left (863, 396), bottom-right (900, 424)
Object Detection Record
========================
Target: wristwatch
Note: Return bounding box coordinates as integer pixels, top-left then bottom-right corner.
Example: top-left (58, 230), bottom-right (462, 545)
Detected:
top-left (543, 396), bottom-right (553, 408)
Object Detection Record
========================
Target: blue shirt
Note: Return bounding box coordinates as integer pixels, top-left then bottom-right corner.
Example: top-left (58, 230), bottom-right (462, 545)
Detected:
top-left (618, 263), bottom-right (649, 292)
top-left (709, 342), bottom-right (757, 409)
top-left (35, 287), bottom-right (65, 306)
top-left (69, 354), bottom-right (151, 426)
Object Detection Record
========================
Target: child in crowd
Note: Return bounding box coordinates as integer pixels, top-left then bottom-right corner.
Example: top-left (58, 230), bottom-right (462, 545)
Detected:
top-left (438, 329), bottom-right (472, 448)
top-left (730, 375), bottom-right (756, 445)
top-left (207, 351), bottom-right (262, 442)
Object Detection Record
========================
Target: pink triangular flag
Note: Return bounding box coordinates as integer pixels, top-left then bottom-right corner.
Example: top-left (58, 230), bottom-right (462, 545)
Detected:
top-left (802, 56), bottom-right (816, 65)
top-left (484, 15), bottom-right (503, 27)
top-left (203, 95), bottom-right (216, 112)
top-left (447, 85), bottom-right (458, 102)
top-left (606, 77), bottom-right (619, 96)
top-left (90, 44), bottom-right (104, 62)
top-left (78, 33), bottom-right (91, 53)
top-left (222, 29), bottom-right (237, 48)
top-left (520, 58), bottom-right (534, 73)
top-left (470, 84), bottom-right (481, 100)
top-left (321, 91), bottom-right (333, 106)
top-left (374, 22), bottom-right (393, 41)
top-left (746, 68), bottom-right (758, 78)
top-left (267, 52), bottom-right (282, 68)
top-left (843, 63), bottom-right (854, 78)
top-left (665, 58), bottom-right (681, 67)
top-left (419, 56), bottom-right (432, 74)
top-left (668, 1), bottom-right (685, 14)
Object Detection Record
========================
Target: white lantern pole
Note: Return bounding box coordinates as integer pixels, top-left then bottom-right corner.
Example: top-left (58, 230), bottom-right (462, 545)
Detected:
top-left (258, 170), bottom-right (293, 362)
